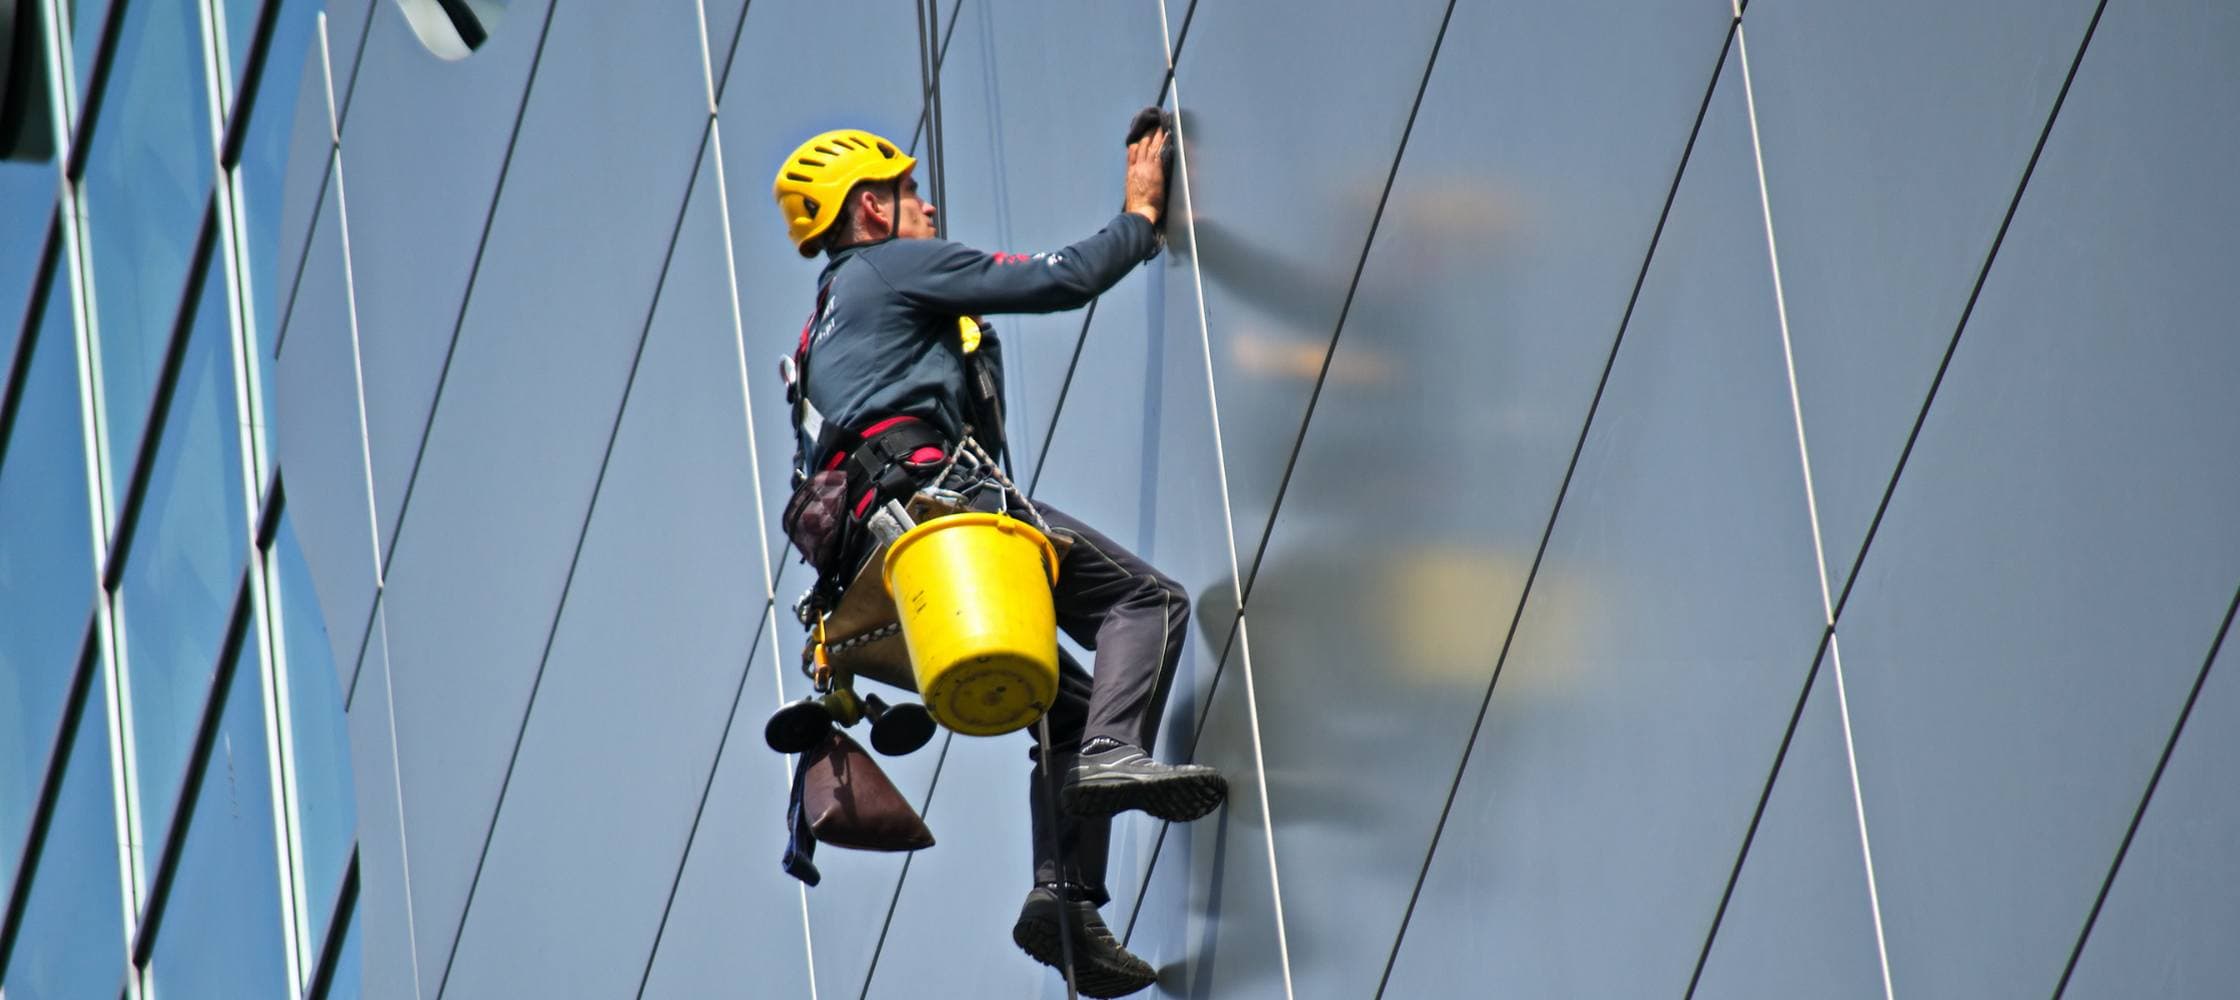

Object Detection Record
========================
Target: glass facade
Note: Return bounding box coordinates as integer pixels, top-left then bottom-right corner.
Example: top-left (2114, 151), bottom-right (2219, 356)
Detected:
top-left (0, 1), bottom-right (357, 998)
top-left (7, 0), bottom-right (2227, 997)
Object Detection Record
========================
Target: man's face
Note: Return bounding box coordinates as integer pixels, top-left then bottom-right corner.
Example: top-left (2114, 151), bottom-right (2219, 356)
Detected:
top-left (892, 170), bottom-right (937, 239)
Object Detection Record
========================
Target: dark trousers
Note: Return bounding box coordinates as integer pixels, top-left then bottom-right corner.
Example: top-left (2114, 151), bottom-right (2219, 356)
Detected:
top-left (1023, 503), bottom-right (1191, 903)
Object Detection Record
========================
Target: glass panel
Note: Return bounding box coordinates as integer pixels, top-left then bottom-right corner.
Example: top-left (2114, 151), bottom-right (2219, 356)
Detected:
top-left (273, 511), bottom-right (356, 953)
top-left (1381, 47), bottom-right (1830, 997)
top-left (220, 0), bottom-right (269, 98)
top-left (2062, 639), bottom-right (2240, 997)
top-left (433, 134), bottom-right (770, 1000)
top-left (0, 655), bottom-right (129, 1000)
top-left (79, 0), bottom-right (214, 506)
top-left (1831, 0), bottom-right (2240, 992)
top-left (70, 0), bottom-right (119, 104)
top-left (0, 181), bottom-right (52, 352)
top-left (117, 259), bottom-right (248, 854)
top-left (1689, 650), bottom-right (1885, 999)
top-left (237, 0), bottom-right (328, 364)
top-left (0, 266), bottom-right (97, 905)
top-left (145, 633), bottom-right (290, 1000)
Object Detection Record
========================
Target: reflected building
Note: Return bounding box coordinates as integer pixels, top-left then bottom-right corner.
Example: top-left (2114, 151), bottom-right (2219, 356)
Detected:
top-left (8, 1), bottom-right (2239, 998)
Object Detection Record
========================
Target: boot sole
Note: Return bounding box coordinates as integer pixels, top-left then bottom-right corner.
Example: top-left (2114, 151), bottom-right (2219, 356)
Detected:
top-left (1012, 913), bottom-right (1157, 998)
top-left (1061, 770), bottom-right (1228, 822)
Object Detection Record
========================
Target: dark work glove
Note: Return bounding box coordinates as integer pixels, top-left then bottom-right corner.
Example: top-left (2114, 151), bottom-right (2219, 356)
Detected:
top-left (1124, 106), bottom-right (1178, 226)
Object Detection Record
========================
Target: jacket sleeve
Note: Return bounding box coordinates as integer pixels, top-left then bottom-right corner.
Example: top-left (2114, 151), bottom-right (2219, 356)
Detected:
top-left (866, 212), bottom-right (1159, 316)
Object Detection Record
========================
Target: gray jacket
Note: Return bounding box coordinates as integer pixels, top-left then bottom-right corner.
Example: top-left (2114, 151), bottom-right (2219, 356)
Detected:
top-left (796, 212), bottom-right (1159, 469)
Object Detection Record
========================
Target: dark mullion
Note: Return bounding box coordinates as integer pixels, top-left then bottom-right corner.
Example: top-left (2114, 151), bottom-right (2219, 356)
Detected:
top-left (0, 614), bottom-right (105, 979)
top-left (99, 197), bottom-right (221, 592)
top-left (62, 0), bottom-right (136, 180)
top-left (305, 851), bottom-right (360, 1000)
top-left (0, 210), bottom-right (64, 471)
top-left (255, 471), bottom-right (286, 549)
top-left (128, 567), bottom-right (258, 967)
top-left (218, 0), bottom-right (285, 167)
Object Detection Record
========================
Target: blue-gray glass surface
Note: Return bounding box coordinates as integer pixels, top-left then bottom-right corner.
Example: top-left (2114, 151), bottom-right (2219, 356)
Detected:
top-left (0, 266), bottom-right (96, 906)
top-left (146, 636), bottom-right (290, 1000)
top-left (435, 136), bottom-right (778, 999)
top-left (69, 0), bottom-right (117, 106)
top-left (79, 0), bottom-right (214, 508)
top-left (926, 0), bottom-right (1167, 487)
top-left (0, 659), bottom-right (126, 1000)
top-left (1688, 652), bottom-right (1884, 1000)
top-left (0, 167), bottom-right (53, 348)
top-left (2060, 635), bottom-right (2240, 997)
top-left (237, 0), bottom-right (329, 362)
top-left (117, 260), bottom-right (249, 857)
top-left (1831, 0), bottom-right (2240, 995)
top-left (355, 0), bottom-right (710, 988)
top-left (331, 0), bottom-right (552, 561)
top-left (1201, 0), bottom-right (1734, 992)
top-left (1744, 0), bottom-right (2102, 596)
top-left (1380, 45), bottom-right (1831, 997)
top-left (1160, 0), bottom-right (1451, 586)
top-left (274, 512), bottom-right (357, 954)
top-left (633, 621), bottom-right (819, 1000)
top-left (219, 0), bottom-right (268, 98)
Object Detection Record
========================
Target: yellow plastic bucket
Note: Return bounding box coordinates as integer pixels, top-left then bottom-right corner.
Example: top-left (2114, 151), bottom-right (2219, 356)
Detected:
top-left (882, 513), bottom-right (1060, 736)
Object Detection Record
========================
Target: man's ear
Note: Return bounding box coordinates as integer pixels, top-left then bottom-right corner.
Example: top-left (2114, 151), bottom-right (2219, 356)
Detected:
top-left (857, 187), bottom-right (893, 238)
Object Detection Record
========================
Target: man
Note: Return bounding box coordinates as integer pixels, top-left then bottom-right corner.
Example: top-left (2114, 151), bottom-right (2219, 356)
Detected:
top-left (770, 124), bottom-right (1224, 996)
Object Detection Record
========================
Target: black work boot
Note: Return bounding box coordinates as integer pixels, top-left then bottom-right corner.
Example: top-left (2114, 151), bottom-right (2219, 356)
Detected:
top-left (1061, 741), bottom-right (1228, 822)
top-left (1013, 885), bottom-right (1157, 998)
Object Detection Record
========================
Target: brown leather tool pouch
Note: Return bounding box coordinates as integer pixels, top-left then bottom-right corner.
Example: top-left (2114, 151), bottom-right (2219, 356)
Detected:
top-left (801, 731), bottom-right (934, 852)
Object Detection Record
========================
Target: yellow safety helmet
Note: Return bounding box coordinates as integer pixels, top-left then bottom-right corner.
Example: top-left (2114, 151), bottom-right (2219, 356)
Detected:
top-left (773, 129), bottom-right (917, 257)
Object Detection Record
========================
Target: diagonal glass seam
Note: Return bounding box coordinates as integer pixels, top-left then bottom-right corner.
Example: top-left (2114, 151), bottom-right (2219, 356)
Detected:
top-left (127, 572), bottom-right (256, 964)
top-left (373, 0), bottom-right (561, 573)
top-left (1231, 0), bottom-right (1460, 611)
top-left (270, 12), bottom-right (345, 363)
top-left (1825, 0), bottom-right (2111, 626)
top-left (1730, 18), bottom-right (1894, 998)
top-left (2051, 582), bottom-right (2240, 997)
top-left (305, 852), bottom-right (362, 1000)
top-left (627, 595), bottom-right (779, 1000)
top-left (0, 618), bottom-right (103, 976)
top-left (1376, 19), bottom-right (1744, 1000)
top-left (428, 119), bottom-right (716, 1000)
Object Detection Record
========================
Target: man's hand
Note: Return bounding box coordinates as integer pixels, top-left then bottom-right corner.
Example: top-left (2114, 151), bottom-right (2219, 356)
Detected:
top-left (1124, 126), bottom-right (1169, 227)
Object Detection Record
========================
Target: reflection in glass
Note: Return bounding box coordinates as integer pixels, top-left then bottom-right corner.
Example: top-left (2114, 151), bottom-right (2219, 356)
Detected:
top-left (79, 0), bottom-right (214, 504)
top-left (274, 511), bottom-right (357, 953)
top-left (117, 260), bottom-right (248, 856)
top-left (0, 266), bottom-right (96, 905)
top-left (146, 635), bottom-right (291, 1000)
top-left (0, 656), bottom-right (128, 1000)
